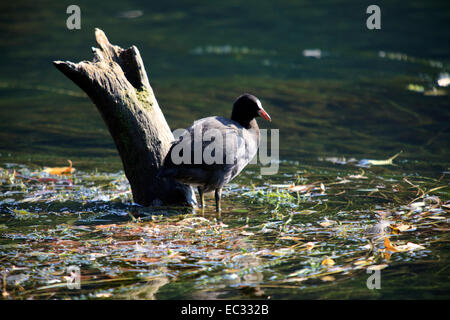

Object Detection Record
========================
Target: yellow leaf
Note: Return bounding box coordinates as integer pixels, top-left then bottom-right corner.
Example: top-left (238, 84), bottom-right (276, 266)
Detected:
top-left (384, 237), bottom-right (399, 252)
top-left (321, 257), bottom-right (335, 266)
top-left (43, 160), bottom-right (75, 175)
top-left (321, 275), bottom-right (335, 282)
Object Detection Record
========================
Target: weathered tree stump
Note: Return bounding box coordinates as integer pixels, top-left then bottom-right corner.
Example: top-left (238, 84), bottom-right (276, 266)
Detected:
top-left (53, 28), bottom-right (195, 207)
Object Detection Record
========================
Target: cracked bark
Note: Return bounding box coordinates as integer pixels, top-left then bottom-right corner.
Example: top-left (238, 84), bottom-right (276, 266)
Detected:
top-left (53, 28), bottom-right (195, 207)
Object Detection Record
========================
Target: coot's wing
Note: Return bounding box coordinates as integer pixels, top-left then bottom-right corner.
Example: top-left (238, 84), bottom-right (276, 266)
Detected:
top-left (161, 116), bottom-right (258, 186)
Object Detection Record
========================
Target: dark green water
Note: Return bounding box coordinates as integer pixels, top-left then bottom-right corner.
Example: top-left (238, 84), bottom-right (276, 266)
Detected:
top-left (0, 0), bottom-right (449, 299)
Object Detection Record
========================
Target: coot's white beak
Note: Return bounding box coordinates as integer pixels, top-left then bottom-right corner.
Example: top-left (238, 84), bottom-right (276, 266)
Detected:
top-left (257, 108), bottom-right (271, 122)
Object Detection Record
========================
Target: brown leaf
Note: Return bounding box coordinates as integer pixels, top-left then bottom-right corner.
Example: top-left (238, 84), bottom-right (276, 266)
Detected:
top-left (279, 236), bottom-right (303, 241)
top-left (289, 184), bottom-right (315, 193)
top-left (123, 257), bottom-right (161, 263)
top-left (94, 224), bottom-right (117, 230)
top-left (384, 237), bottom-right (399, 252)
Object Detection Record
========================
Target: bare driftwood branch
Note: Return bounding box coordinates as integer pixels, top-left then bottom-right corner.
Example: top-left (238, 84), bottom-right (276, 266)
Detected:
top-left (53, 28), bottom-right (195, 207)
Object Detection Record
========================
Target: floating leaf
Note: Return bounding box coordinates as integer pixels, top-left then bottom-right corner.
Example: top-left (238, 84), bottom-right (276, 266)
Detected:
top-left (390, 224), bottom-right (415, 233)
top-left (321, 257), bottom-right (335, 266)
top-left (304, 242), bottom-right (315, 250)
top-left (348, 169), bottom-right (368, 179)
top-left (319, 218), bottom-right (335, 228)
top-left (384, 237), bottom-right (399, 252)
top-left (95, 292), bottom-right (113, 298)
top-left (367, 264), bottom-right (388, 271)
top-left (273, 248), bottom-right (295, 256)
top-left (395, 242), bottom-right (426, 251)
top-left (409, 202), bottom-right (425, 209)
top-left (437, 73), bottom-right (450, 87)
top-left (320, 275), bottom-right (335, 281)
top-left (348, 174), bottom-right (368, 179)
top-left (289, 184), bottom-right (315, 193)
top-left (384, 237), bottom-right (425, 252)
top-left (95, 224), bottom-right (118, 230)
top-left (43, 160), bottom-right (75, 175)
top-left (407, 84), bottom-right (424, 93)
top-left (271, 184), bottom-right (294, 189)
top-left (382, 251), bottom-right (392, 260)
top-left (320, 183), bottom-right (326, 193)
top-left (357, 151), bottom-right (402, 167)
top-left (279, 236), bottom-right (303, 241)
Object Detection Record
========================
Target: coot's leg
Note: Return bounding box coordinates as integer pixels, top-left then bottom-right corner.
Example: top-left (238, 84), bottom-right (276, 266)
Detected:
top-left (198, 187), bottom-right (205, 208)
top-left (215, 188), bottom-right (222, 212)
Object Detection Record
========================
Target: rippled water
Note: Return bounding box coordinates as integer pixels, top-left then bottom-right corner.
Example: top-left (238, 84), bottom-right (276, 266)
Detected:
top-left (0, 0), bottom-right (449, 299)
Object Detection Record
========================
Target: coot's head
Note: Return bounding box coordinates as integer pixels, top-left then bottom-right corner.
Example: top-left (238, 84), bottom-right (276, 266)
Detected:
top-left (231, 93), bottom-right (271, 127)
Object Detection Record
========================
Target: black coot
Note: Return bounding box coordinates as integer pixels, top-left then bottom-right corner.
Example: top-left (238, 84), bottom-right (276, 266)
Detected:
top-left (158, 93), bottom-right (271, 211)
